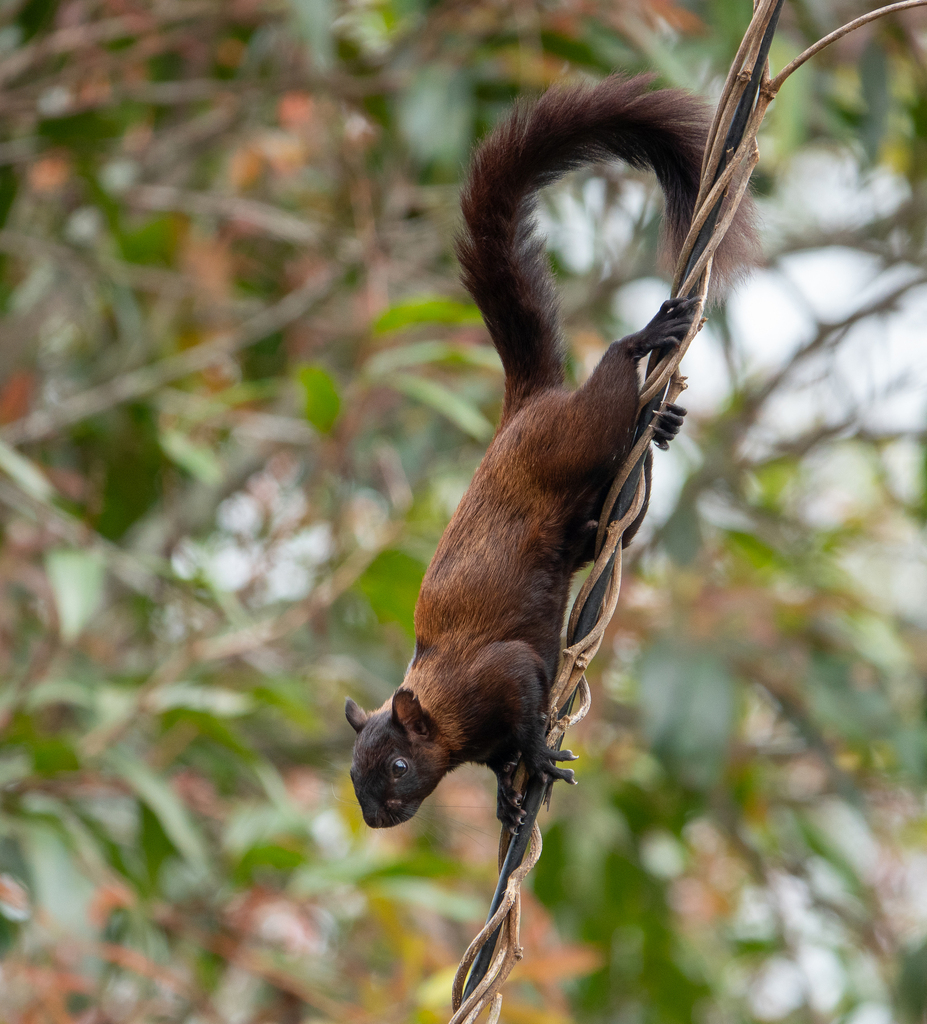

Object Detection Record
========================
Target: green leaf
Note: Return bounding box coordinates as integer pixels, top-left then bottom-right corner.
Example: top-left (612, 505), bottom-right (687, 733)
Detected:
top-left (726, 530), bottom-right (782, 571)
top-left (151, 682), bottom-right (253, 717)
top-left (369, 877), bottom-right (483, 922)
top-left (118, 214), bottom-right (177, 266)
top-left (40, 108), bottom-right (137, 150)
top-left (416, 966), bottom-right (458, 1011)
top-left (389, 373), bottom-right (493, 441)
top-left (250, 683), bottom-right (319, 732)
top-left (898, 939), bottom-right (927, 1022)
top-left (662, 504), bottom-right (702, 565)
top-left (106, 751), bottom-right (208, 871)
top-left (365, 340), bottom-right (500, 377)
top-left (0, 753), bottom-right (31, 788)
top-left (32, 738), bottom-right (80, 776)
top-left (18, 0), bottom-right (57, 41)
top-left (397, 65), bottom-right (473, 168)
top-left (0, 438), bottom-right (56, 502)
top-left (860, 39), bottom-right (890, 161)
top-left (297, 364), bottom-right (341, 433)
top-left (234, 842), bottom-right (305, 885)
top-left (639, 644), bottom-right (735, 789)
top-left (540, 30), bottom-right (605, 70)
top-left (372, 297), bottom-right (483, 334)
top-left (287, 0), bottom-right (333, 68)
top-left (807, 654), bottom-right (895, 743)
top-left (159, 428), bottom-right (224, 485)
top-left (45, 548), bottom-right (106, 641)
top-left (764, 37), bottom-right (811, 159)
top-left (161, 709), bottom-right (255, 760)
top-left (25, 680), bottom-right (95, 711)
top-left (355, 549), bottom-right (426, 637)
top-left (210, 380), bottom-right (281, 407)
top-left (22, 824), bottom-right (95, 935)
top-left (0, 165), bottom-right (18, 230)
top-left (290, 853), bottom-right (381, 894)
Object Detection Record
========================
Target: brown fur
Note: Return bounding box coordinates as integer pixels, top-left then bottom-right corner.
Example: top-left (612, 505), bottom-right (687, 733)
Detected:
top-left (347, 74), bottom-right (757, 832)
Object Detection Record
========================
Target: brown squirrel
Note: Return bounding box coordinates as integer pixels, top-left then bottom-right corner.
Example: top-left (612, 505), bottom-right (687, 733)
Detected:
top-left (346, 75), bottom-right (755, 832)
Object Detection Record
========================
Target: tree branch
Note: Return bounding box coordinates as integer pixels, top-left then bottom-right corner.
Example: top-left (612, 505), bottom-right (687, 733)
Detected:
top-left (1, 272), bottom-right (335, 446)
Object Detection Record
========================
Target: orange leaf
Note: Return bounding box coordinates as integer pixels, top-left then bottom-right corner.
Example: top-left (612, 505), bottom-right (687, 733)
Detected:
top-left (0, 370), bottom-right (33, 424)
top-left (28, 155), bottom-right (70, 194)
top-left (517, 943), bottom-right (605, 982)
top-left (229, 145), bottom-right (264, 191)
top-left (278, 92), bottom-right (315, 131)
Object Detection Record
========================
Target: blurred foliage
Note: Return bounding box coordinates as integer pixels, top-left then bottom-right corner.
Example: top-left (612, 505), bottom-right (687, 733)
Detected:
top-left (1, 0), bottom-right (927, 1022)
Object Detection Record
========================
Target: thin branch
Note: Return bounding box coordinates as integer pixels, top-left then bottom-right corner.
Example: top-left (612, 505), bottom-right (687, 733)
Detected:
top-left (0, 478), bottom-right (169, 600)
top-left (91, 941), bottom-right (225, 1024)
top-left (757, 416), bottom-right (858, 462)
top-left (1, 272), bottom-right (335, 446)
top-left (0, 229), bottom-right (97, 288)
top-left (190, 528), bottom-right (400, 665)
top-left (154, 908), bottom-right (381, 1024)
top-left (81, 523), bottom-right (400, 757)
top-left (0, 137), bottom-right (38, 165)
top-left (744, 271), bottom-right (927, 421)
top-left (0, 1), bottom-right (225, 87)
top-left (126, 184), bottom-right (319, 245)
top-left (769, 0), bottom-right (927, 93)
top-left (747, 667), bottom-right (863, 807)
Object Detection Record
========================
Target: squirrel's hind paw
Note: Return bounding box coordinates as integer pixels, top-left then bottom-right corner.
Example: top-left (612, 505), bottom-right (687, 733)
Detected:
top-left (496, 784), bottom-right (527, 834)
top-left (653, 402), bottom-right (687, 451)
top-left (626, 296), bottom-right (700, 360)
top-left (528, 746), bottom-right (578, 786)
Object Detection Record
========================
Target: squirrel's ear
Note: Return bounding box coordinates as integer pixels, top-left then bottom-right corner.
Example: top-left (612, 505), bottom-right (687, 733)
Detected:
top-left (391, 689), bottom-right (433, 739)
top-left (345, 698), bottom-right (368, 733)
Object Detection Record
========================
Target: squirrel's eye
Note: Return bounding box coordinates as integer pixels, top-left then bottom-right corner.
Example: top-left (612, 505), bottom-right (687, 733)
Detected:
top-left (392, 758), bottom-right (408, 777)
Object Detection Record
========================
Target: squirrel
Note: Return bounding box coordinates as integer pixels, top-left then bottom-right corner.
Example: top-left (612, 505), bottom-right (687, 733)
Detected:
top-left (346, 74), bottom-right (756, 832)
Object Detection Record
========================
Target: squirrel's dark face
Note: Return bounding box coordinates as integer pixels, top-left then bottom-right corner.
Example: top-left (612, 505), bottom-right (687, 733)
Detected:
top-left (345, 689), bottom-right (448, 828)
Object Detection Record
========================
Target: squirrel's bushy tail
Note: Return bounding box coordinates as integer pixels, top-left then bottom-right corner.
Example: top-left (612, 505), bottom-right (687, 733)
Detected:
top-left (456, 74), bottom-right (757, 415)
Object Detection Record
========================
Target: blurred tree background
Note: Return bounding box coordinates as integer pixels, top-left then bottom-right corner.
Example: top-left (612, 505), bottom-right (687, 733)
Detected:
top-left (1, 0), bottom-right (927, 1021)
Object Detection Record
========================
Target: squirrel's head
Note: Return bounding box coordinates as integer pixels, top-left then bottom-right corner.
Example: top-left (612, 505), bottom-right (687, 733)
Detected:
top-left (345, 689), bottom-right (448, 827)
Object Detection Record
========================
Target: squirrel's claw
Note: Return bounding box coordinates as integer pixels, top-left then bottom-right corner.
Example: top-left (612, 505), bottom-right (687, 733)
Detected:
top-left (528, 746), bottom-right (579, 787)
top-left (652, 402), bottom-right (687, 451)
